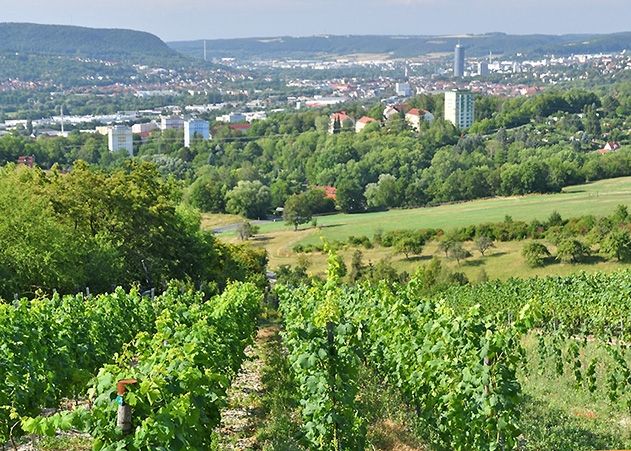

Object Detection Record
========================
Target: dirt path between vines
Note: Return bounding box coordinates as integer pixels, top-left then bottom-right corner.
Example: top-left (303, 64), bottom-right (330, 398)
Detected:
top-left (217, 324), bottom-right (279, 450)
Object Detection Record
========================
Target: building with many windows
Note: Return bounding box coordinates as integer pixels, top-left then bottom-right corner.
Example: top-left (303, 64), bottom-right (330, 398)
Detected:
top-left (444, 90), bottom-right (474, 129)
top-left (184, 119), bottom-right (211, 148)
top-left (160, 115), bottom-right (184, 131)
top-left (108, 125), bottom-right (133, 155)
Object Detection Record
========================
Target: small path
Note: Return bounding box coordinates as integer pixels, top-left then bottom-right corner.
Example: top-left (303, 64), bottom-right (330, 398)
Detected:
top-left (217, 324), bottom-right (279, 450)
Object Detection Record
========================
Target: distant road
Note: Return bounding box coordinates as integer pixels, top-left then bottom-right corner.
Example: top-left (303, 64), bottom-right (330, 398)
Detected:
top-left (212, 219), bottom-right (276, 234)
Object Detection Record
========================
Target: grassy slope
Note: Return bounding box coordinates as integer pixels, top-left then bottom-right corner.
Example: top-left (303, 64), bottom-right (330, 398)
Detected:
top-left (211, 177), bottom-right (631, 278)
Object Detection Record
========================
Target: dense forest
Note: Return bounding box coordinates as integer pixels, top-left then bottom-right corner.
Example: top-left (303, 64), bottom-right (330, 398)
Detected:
top-left (0, 23), bottom-right (177, 61)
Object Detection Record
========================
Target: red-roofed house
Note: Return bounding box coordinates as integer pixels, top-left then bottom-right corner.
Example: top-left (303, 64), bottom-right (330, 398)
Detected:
top-left (355, 116), bottom-right (379, 133)
top-left (315, 185), bottom-right (337, 200)
top-left (597, 141), bottom-right (622, 155)
top-left (329, 111), bottom-right (355, 134)
top-left (405, 108), bottom-right (435, 131)
top-left (604, 141), bottom-right (621, 151)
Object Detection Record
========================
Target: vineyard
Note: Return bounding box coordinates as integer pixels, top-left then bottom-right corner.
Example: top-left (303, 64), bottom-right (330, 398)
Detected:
top-left (2, 263), bottom-right (630, 450)
top-left (276, 262), bottom-right (631, 450)
top-left (1, 282), bottom-right (262, 449)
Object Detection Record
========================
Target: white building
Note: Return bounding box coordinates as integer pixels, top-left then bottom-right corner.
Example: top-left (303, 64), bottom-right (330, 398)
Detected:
top-left (184, 119), bottom-right (211, 148)
top-left (215, 112), bottom-right (246, 123)
top-left (405, 108), bottom-right (434, 131)
top-left (160, 116), bottom-right (184, 131)
top-left (395, 82), bottom-right (412, 97)
top-left (444, 90), bottom-right (475, 129)
top-left (131, 122), bottom-right (158, 135)
top-left (108, 125), bottom-right (133, 155)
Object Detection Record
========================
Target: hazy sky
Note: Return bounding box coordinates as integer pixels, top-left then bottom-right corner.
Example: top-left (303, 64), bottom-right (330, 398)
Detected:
top-left (2, 0), bottom-right (629, 41)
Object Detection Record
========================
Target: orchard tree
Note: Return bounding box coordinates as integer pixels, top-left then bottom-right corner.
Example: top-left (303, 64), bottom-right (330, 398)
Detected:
top-left (448, 242), bottom-right (471, 265)
top-left (395, 235), bottom-right (425, 259)
top-left (601, 229), bottom-right (631, 262)
top-left (522, 241), bottom-right (550, 267)
top-left (475, 236), bottom-right (495, 256)
top-left (556, 239), bottom-right (590, 263)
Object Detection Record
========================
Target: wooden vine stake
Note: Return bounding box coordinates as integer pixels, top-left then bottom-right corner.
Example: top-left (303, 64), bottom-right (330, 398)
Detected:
top-left (116, 379), bottom-right (137, 434)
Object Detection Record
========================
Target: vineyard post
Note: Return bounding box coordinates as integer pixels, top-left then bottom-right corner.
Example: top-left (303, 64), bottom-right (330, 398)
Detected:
top-left (116, 379), bottom-right (137, 434)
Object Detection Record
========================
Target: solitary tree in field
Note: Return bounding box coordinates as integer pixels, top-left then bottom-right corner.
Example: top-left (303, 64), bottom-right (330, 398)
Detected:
top-left (522, 241), bottom-right (550, 267)
top-left (475, 236), bottom-right (495, 256)
top-left (237, 221), bottom-right (259, 241)
top-left (448, 242), bottom-right (471, 265)
top-left (437, 238), bottom-right (455, 258)
top-left (283, 194), bottom-right (312, 231)
top-left (395, 235), bottom-right (425, 259)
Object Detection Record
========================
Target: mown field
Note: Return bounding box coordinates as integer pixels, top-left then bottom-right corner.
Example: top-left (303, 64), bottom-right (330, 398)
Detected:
top-left (208, 176), bottom-right (631, 278)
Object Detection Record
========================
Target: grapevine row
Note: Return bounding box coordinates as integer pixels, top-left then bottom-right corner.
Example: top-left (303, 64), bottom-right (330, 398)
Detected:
top-left (277, 260), bottom-right (533, 450)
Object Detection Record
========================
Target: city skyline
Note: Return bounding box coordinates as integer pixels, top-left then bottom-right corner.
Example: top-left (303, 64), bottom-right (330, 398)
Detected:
top-left (1, 0), bottom-right (629, 41)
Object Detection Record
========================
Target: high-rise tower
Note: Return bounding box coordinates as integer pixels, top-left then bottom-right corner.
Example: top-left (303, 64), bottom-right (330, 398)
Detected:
top-left (454, 43), bottom-right (465, 78)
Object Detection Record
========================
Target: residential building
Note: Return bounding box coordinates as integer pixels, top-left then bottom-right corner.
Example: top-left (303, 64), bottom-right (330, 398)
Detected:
top-left (215, 112), bottom-right (246, 123)
top-left (444, 90), bottom-right (475, 129)
top-left (132, 121), bottom-right (158, 141)
top-left (329, 111), bottom-right (355, 134)
top-left (356, 116), bottom-right (378, 132)
top-left (184, 119), bottom-right (211, 147)
top-left (160, 116), bottom-right (184, 131)
top-left (454, 43), bottom-right (465, 78)
top-left (405, 108), bottom-right (435, 131)
top-left (108, 125), bottom-right (133, 155)
top-left (383, 103), bottom-right (410, 121)
top-left (395, 82), bottom-right (412, 97)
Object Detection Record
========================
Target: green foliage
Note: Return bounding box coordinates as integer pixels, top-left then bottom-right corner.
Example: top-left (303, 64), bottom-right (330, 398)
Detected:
top-left (284, 193), bottom-right (314, 230)
top-left (601, 228), bottom-right (631, 261)
top-left (226, 180), bottom-right (271, 219)
top-left (522, 241), bottom-right (551, 267)
top-left (556, 239), bottom-right (591, 263)
top-left (277, 262), bottom-right (532, 450)
top-left (475, 235), bottom-right (495, 256)
top-left (22, 282), bottom-right (262, 450)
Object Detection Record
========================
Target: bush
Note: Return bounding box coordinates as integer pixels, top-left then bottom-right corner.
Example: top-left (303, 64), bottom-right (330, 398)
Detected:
top-left (522, 241), bottom-right (551, 267)
top-left (556, 239), bottom-right (590, 263)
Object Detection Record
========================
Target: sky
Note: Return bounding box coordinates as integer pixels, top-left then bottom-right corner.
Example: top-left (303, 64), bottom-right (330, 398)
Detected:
top-left (2, 0), bottom-right (630, 42)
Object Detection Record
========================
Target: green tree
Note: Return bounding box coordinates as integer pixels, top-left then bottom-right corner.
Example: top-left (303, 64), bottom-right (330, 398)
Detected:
top-left (601, 229), bottom-right (631, 262)
top-left (556, 239), bottom-right (590, 264)
top-left (522, 241), bottom-right (551, 267)
top-left (283, 193), bottom-right (313, 231)
top-left (336, 179), bottom-right (365, 213)
top-left (237, 221), bottom-right (260, 241)
top-left (475, 236), bottom-right (495, 256)
top-left (226, 180), bottom-right (271, 219)
top-left (448, 242), bottom-right (471, 265)
top-left (395, 234), bottom-right (425, 259)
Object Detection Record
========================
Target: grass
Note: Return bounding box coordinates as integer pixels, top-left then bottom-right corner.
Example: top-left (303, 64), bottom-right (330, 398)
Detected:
top-left (251, 237), bottom-right (631, 281)
top-left (210, 177), bottom-right (631, 279)
top-left (518, 334), bottom-right (631, 450)
top-left (215, 175), bottom-right (631, 241)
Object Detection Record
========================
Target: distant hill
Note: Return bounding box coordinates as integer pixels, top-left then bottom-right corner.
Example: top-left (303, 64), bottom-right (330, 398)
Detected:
top-left (170, 32), bottom-right (631, 60)
top-left (0, 22), bottom-right (178, 62)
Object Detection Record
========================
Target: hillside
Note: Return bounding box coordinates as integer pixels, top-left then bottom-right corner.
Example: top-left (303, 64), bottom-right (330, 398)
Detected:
top-left (170, 32), bottom-right (631, 60)
top-left (0, 22), bottom-right (178, 62)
